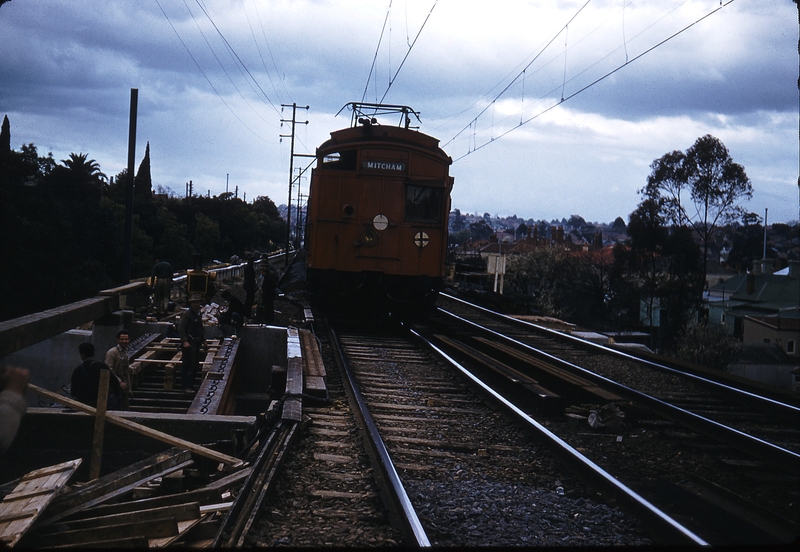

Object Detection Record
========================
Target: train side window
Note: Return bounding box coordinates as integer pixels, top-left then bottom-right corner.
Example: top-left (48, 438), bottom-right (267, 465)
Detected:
top-left (405, 184), bottom-right (442, 222)
top-left (321, 149), bottom-right (357, 170)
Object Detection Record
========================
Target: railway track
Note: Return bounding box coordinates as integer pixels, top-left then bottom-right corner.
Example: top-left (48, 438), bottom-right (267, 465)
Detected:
top-left (242, 310), bottom-right (659, 547)
top-left (329, 322), bottom-right (659, 546)
top-left (410, 293), bottom-right (800, 544)
top-left (109, 291), bottom-right (797, 547)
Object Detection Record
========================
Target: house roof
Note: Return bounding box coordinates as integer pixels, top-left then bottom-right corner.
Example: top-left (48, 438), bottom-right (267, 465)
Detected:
top-left (709, 272), bottom-right (799, 315)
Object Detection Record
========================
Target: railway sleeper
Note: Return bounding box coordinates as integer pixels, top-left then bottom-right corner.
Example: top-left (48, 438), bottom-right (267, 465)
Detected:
top-left (655, 477), bottom-right (799, 545)
top-left (430, 334), bottom-right (563, 415)
top-left (472, 337), bottom-right (623, 404)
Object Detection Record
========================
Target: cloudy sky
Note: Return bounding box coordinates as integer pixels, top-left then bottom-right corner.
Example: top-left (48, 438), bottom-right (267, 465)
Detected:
top-left (1, 0), bottom-right (797, 224)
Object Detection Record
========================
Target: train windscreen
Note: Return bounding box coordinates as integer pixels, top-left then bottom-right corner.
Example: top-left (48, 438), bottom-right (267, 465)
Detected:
top-left (405, 184), bottom-right (443, 222)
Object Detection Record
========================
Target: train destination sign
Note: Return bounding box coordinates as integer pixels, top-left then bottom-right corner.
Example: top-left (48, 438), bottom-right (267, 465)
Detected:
top-left (362, 160), bottom-right (406, 172)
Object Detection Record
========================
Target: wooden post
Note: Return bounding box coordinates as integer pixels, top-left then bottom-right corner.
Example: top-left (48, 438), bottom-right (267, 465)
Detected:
top-left (89, 369), bottom-right (110, 480)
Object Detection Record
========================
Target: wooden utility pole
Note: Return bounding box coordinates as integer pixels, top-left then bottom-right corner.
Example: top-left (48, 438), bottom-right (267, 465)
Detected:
top-left (122, 88), bottom-right (138, 284)
top-left (280, 103), bottom-right (309, 266)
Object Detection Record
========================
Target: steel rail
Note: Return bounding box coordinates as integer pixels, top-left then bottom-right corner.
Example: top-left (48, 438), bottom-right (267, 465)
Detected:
top-left (329, 327), bottom-right (430, 547)
top-left (212, 420), bottom-right (298, 548)
top-left (435, 307), bottom-right (800, 474)
top-left (405, 325), bottom-right (708, 546)
top-left (440, 293), bottom-right (800, 422)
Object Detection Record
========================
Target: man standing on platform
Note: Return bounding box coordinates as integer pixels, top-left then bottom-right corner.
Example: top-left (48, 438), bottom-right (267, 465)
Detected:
top-left (71, 342), bottom-right (122, 409)
top-left (105, 329), bottom-right (131, 409)
top-left (151, 258), bottom-right (173, 316)
top-left (179, 295), bottom-right (207, 394)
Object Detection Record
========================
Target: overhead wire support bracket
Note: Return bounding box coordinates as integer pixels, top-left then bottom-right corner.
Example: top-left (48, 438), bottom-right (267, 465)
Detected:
top-left (280, 103), bottom-right (309, 267)
top-left (336, 102), bottom-right (421, 129)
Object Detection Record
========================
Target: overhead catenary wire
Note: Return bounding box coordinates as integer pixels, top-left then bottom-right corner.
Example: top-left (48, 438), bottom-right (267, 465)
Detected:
top-left (193, 0), bottom-right (282, 117)
top-left (378, 0), bottom-right (439, 105)
top-left (181, 0), bottom-right (274, 126)
top-left (450, 0), bottom-right (736, 163)
top-left (154, 0), bottom-right (269, 142)
top-left (253, 2), bottom-right (292, 103)
top-left (241, 0), bottom-right (290, 105)
top-left (361, 1), bottom-right (394, 104)
top-left (444, 0), bottom-right (593, 148)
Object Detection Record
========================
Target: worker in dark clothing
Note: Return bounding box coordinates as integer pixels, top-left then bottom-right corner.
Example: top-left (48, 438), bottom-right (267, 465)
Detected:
top-left (1, 365), bottom-right (28, 455)
top-left (178, 295), bottom-right (207, 393)
top-left (257, 263), bottom-right (279, 324)
top-left (71, 342), bottom-right (122, 409)
top-left (219, 290), bottom-right (246, 336)
top-left (151, 259), bottom-right (173, 316)
top-left (243, 257), bottom-right (256, 318)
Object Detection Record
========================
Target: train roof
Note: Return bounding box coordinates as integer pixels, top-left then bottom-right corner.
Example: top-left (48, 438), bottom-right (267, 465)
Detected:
top-left (317, 102), bottom-right (452, 163)
top-left (317, 125), bottom-right (451, 165)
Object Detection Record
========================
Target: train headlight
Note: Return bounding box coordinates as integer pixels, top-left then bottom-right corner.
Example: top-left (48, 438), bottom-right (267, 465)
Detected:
top-left (373, 214), bottom-right (388, 230)
top-left (361, 228), bottom-right (378, 246)
top-left (414, 231), bottom-right (429, 248)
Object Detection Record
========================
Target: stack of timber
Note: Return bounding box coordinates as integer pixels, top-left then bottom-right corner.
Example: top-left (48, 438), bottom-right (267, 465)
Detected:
top-left (1, 448), bottom-right (252, 548)
top-left (300, 329), bottom-right (327, 399)
top-left (0, 325), bottom-right (329, 547)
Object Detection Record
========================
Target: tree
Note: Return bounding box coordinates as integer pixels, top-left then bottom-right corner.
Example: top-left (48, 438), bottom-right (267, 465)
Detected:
top-left (642, 135), bottom-right (752, 284)
top-left (505, 249), bottom-right (598, 322)
top-left (727, 211), bottom-right (768, 270)
top-left (469, 219), bottom-right (493, 242)
top-left (134, 142), bottom-right (153, 199)
top-left (627, 198), bottom-right (668, 334)
top-left (59, 152), bottom-right (106, 199)
top-left (454, 209), bottom-right (465, 232)
top-left (674, 320), bottom-right (741, 371)
top-left (62, 153), bottom-right (106, 184)
top-left (611, 216), bottom-right (626, 233)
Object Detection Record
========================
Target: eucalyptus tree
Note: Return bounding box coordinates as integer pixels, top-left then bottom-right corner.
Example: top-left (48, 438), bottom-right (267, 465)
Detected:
top-left (641, 134), bottom-right (752, 284)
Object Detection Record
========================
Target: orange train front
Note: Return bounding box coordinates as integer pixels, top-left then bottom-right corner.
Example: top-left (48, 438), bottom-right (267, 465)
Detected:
top-left (305, 103), bottom-right (454, 317)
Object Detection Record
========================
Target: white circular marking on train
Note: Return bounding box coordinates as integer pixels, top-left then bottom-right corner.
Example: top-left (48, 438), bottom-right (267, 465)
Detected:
top-left (414, 231), bottom-right (429, 248)
top-left (373, 214), bottom-right (388, 231)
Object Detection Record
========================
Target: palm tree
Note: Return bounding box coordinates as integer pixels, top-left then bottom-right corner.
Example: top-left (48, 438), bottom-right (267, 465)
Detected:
top-left (60, 153), bottom-right (107, 198)
top-left (62, 153), bottom-right (106, 184)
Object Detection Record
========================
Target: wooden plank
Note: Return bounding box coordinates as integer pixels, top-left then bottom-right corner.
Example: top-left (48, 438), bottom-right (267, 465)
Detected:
top-left (0, 459), bottom-right (81, 547)
top-left (282, 398), bottom-right (302, 422)
top-left (27, 383), bottom-right (243, 467)
top-left (300, 329), bottom-right (326, 377)
top-left (72, 489), bottom-right (222, 520)
top-left (284, 328), bottom-right (303, 423)
top-left (474, 337), bottom-right (624, 401)
top-left (32, 502), bottom-right (201, 534)
top-left (24, 517), bottom-right (179, 547)
top-left (39, 449), bottom-right (192, 525)
top-left (201, 467), bottom-right (253, 492)
top-left (0, 296), bottom-right (115, 358)
top-left (18, 463), bottom-right (80, 481)
top-left (149, 513), bottom-right (209, 548)
top-left (46, 536), bottom-right (149, 548)
top-left (285, 358), bottom-right (303, 396)
top-left (305, 375), bottom-right (327, 395)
